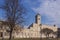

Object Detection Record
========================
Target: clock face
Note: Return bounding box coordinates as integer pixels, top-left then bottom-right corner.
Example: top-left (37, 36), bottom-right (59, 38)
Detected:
top-left (38, 18), bottom-right (40, 20)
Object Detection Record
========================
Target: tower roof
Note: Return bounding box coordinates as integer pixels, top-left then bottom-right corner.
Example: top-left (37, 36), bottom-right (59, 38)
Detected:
top-left (35, 13), bottom-right (40, 17)
top-left (37, 13), bottom-right (40, 15)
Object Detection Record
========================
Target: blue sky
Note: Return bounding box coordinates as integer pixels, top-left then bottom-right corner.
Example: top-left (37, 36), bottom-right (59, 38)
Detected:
top-left (22, 0), bottom-right (60, 27)
top-left (0, 0), bottom-right (60, 27)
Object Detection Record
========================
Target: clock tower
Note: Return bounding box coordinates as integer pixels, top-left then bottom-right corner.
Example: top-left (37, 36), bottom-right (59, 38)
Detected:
top-left (35, 13), bottom-right (41, 24)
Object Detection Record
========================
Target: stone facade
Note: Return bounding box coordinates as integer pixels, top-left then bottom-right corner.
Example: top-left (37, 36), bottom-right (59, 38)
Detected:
top-left (0, 14), bottom-right (58, 38)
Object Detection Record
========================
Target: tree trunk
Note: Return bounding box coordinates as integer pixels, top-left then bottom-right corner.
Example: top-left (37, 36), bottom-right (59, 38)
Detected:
top-left (2, 32), bottom-right (4, 40)
top-left (9, 28), bottom-right (13, 40)
top-left (46, 35), bottom-right (47, 40)
top-left (47, 34), bottom-right (49, 40)
top-left (46, 35), bottom-right (48, 40)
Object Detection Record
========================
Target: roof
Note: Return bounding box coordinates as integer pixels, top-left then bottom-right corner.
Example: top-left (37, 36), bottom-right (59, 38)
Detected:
top-left (28, 23), bottom-right (33, 29)
top-left (37, 13), bottom-right (40, 15)
top-left (35, 13), bottom-right (41, 18)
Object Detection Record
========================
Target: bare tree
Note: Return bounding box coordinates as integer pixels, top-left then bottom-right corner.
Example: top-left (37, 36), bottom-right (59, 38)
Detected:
top-left (0, 0), bottom-right (27, 40)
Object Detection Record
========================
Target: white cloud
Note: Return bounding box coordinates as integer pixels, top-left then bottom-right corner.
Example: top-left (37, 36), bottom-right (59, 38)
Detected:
top-left (32, 0), bottom-right (60, 26)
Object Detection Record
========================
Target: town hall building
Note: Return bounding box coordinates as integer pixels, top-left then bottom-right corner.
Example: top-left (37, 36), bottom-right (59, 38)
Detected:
top-left (0, 13), bottom-right (58, 38)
